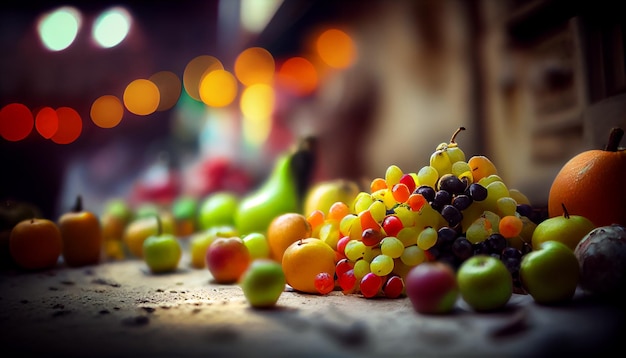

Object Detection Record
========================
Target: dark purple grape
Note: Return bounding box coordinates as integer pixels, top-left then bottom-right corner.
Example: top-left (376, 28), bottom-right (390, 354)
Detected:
top-left (468, 183), bottom-right (487, 201)
top-left (502, 257), bottom-right (521, 276)
top-left (501, 246), bottom-right (522, 260)
top-left (451, 236), bottom-right (473, 260)
top-left (415, 185), bottom-right (435, 202)
top-left (487, 233), bottom-right (507, 254)
top-left (433, 190), bottom-right (452, 207)
top-left (473, 241), bottom-right (490, 255)
top-left (437, 226), bottom-right (458, 250)
top-left (438, 174), bottom-right (466, 194)
top-left (516, 204), bottom-right (533, 218)
top-left (452, 194), bottom-right (473, 211)
top-left (441, 205), bottom-right (463, 227)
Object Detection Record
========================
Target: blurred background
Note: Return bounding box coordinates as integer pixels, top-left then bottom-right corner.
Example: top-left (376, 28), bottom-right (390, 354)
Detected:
top-left (1, 0), bottom-right (625, 220)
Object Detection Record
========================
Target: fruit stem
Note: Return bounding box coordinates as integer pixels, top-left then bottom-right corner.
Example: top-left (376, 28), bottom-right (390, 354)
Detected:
top-left (72, 195), bottom-right (83, 212)
top-left (604, 127), bottom-right (624, 152)
top-left (450, 127), bottom-right (466, 144)
top-left (561, 203), bottom-right (570, 219)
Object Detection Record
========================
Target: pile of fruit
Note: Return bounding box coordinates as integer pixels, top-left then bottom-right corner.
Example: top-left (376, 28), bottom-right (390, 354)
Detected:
top-left (2, 127), bottom-right (625, 313)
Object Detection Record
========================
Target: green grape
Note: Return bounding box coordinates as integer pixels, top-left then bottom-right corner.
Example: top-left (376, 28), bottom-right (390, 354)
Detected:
top-left (482, 210), bottom-right (501, 233)
top-left (417, 226), bottom-right (438, 250)
top-left (371, 188), bottom-right (386, 202)
top-left (460, 202), bottom-right (485, 233)
top-left (447, 146), bottom-right (466, 164)
top-left (370, 254), bottom-right (394, 276)
top-left (364, 246), bottom-right (381, 262)
top-left (394, 205), bottom-right (416, 227)
top-left (351, 191), bottom-right (371, 213)
top-left (385, 165), bottom-right (403, 187)
top-left (382, 189), bottom-right (397, 209)
top-left (349, 218), bottom-right (363, 241)
top-left (354, 193), bottom-right (374, 214)
top-left (368, 200), bottom-right (387, 223)
top-left (483, 181), bottom-right (510, 213)
top-left (430, 150), bottom-right (452, 178)
top-left (417, 166), bottom-right (438, 188)
top-left (496, 197), bottom-right (517, 217)
top-left (339, 214), bottom-right (357, 236)
top-left (396, 226), bottom-right (419, 247)
top-left (319, 221), bottom-right (340, 250)
top-left (451, 161), bottom-right (471, 177)
top-left (414, 205), bottom-right (444, 230)
top-left (478, 174), bottom-right (503, 186)
top-left (345, 240), bottom-right (367, 261)
top-left (466, 216), bottom-right (491, 244)
top-left (380, 237), bottom-right (404, 258)
top-left (353, 259), bottom-right (371, 279)
top-left (400, 245), bottom-right (426, 266)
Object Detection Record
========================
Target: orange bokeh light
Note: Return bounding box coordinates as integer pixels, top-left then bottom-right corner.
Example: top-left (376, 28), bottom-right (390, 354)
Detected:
top-left (276, 57), bottom-right (318, 97)
top-left (234, 47), bottom-right (275, 86)
top-left (316, 28), bottom-right (357, 69)
top-left (123, 79), bottom-right (160, 116)
top-left (35, 106), bottom-right (59, 138)
top-left (150, 71), bottom-right (182, 111)
top-left (51, 107), bottom-right (82, 144)
top-left (0, 103), bottom-right (34, 141)
top-left (91, 95), bottom-right (124, 128)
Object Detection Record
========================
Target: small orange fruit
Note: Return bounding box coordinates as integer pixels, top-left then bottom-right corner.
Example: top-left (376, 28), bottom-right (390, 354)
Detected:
top-left (267, 213), bottom-right (311, 262)
top-left (282, 238), bottom-right (336, 294)
top-left (10, 218), bottom-right (62, 270)
top-left (548, 127), bottom-right (626, 227)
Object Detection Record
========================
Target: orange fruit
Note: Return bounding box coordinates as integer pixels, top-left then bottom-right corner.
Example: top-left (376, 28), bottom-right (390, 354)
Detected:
top-left (267, 213), bottom-right (311, 262)
top-left (281, 238), bottom-right (336, 294)
top-left (548, 127), bottom-right (626, 227)
top-left (9, 218), bottom-right (62, 270)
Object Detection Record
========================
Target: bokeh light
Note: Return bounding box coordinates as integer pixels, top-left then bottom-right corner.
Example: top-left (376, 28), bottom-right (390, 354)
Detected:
top-left (276, 57), bottom-right (318, 97)
top-left (123, 79), bottom-right (160, 115)
top-left (234, 47), bottom-right (275, 86)
top-left (35, 107), bottom-right (59, 139)
top-left (241, 83), bottom-right (274, 146)
top-left (199, 69), bottom-right (238, 107)
top-left (91, 95), bottom-right (124, 128)
top-left (92, 7), bottom-right (131, 48)
top-left (149, 71), bottom-right (182, 111)
top-left (183, 55), bottom-right (224, 101)
top-left (0, 103), bottom-right (34, 141)
top-left (316, 28), bottom-right (357, 69)
top-left (51, 107), bottom-right (82, 144)
top-left (38, 6), bottom-right (81, 51)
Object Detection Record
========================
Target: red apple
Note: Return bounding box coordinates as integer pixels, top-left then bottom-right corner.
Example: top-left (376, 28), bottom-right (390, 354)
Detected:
top-left (405, 262), bottom-right (459, 314)
top-left (206, 237), bottom-right (251, 284)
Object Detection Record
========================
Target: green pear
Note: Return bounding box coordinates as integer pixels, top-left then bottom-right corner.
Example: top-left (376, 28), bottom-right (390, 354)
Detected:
top-left (234, 137), bottom-right (316, 235)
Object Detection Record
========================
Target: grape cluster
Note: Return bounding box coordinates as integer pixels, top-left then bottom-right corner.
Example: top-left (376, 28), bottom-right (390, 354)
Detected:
top-left (308, 127), bottom-right (540, 298)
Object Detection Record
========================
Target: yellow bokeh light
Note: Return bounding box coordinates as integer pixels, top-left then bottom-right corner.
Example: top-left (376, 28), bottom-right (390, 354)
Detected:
top-left (91, 95), bottom-right (124, 128)
top-left (234, 47), bottom-right (275, 86)
top-left (316, 28), bottom-right (357, 69)
top-left (199, 70), bottom-right (238, 107)
top-left (183, 55), bottom-right (224, 101)
top-left (123, 79), bottom-right (160, 116)
top-left (240, 83), bottom-right (274, 120)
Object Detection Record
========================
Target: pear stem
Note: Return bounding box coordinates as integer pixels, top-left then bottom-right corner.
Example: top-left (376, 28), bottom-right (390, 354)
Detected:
top-left (604, 127), bottom-right (624, 152)
top-left (72, 195), bottom-right (83, 212)
top-left (450, 127), bottom-right (466, 144)
top-left (561, 203), bottom-right (570, 219)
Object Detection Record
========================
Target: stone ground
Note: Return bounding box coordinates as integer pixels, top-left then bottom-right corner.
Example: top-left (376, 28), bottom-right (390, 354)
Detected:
top-left (1, 250), bottom-right (625, 358)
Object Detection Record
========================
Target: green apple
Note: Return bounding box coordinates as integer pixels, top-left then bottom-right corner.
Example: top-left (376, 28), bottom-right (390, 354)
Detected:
top-left (171, 196), bottom-right (199, 237)
top-left (189, 225), bottom-right (238, 269)
top-left (198, 192), bottom-right (239, 230)
top-left (520, 240), bottom-right (579, 304)
top-left (143, 233), bottom-right (182, 273)
top-left (532, 208), bottom-right (595, 251)
top-left (457, 255), bottom-right (512, 312)
top-left (242, 232), bottom-right (270, 260)
top-left (239, 259), bottom-right (286, 308)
